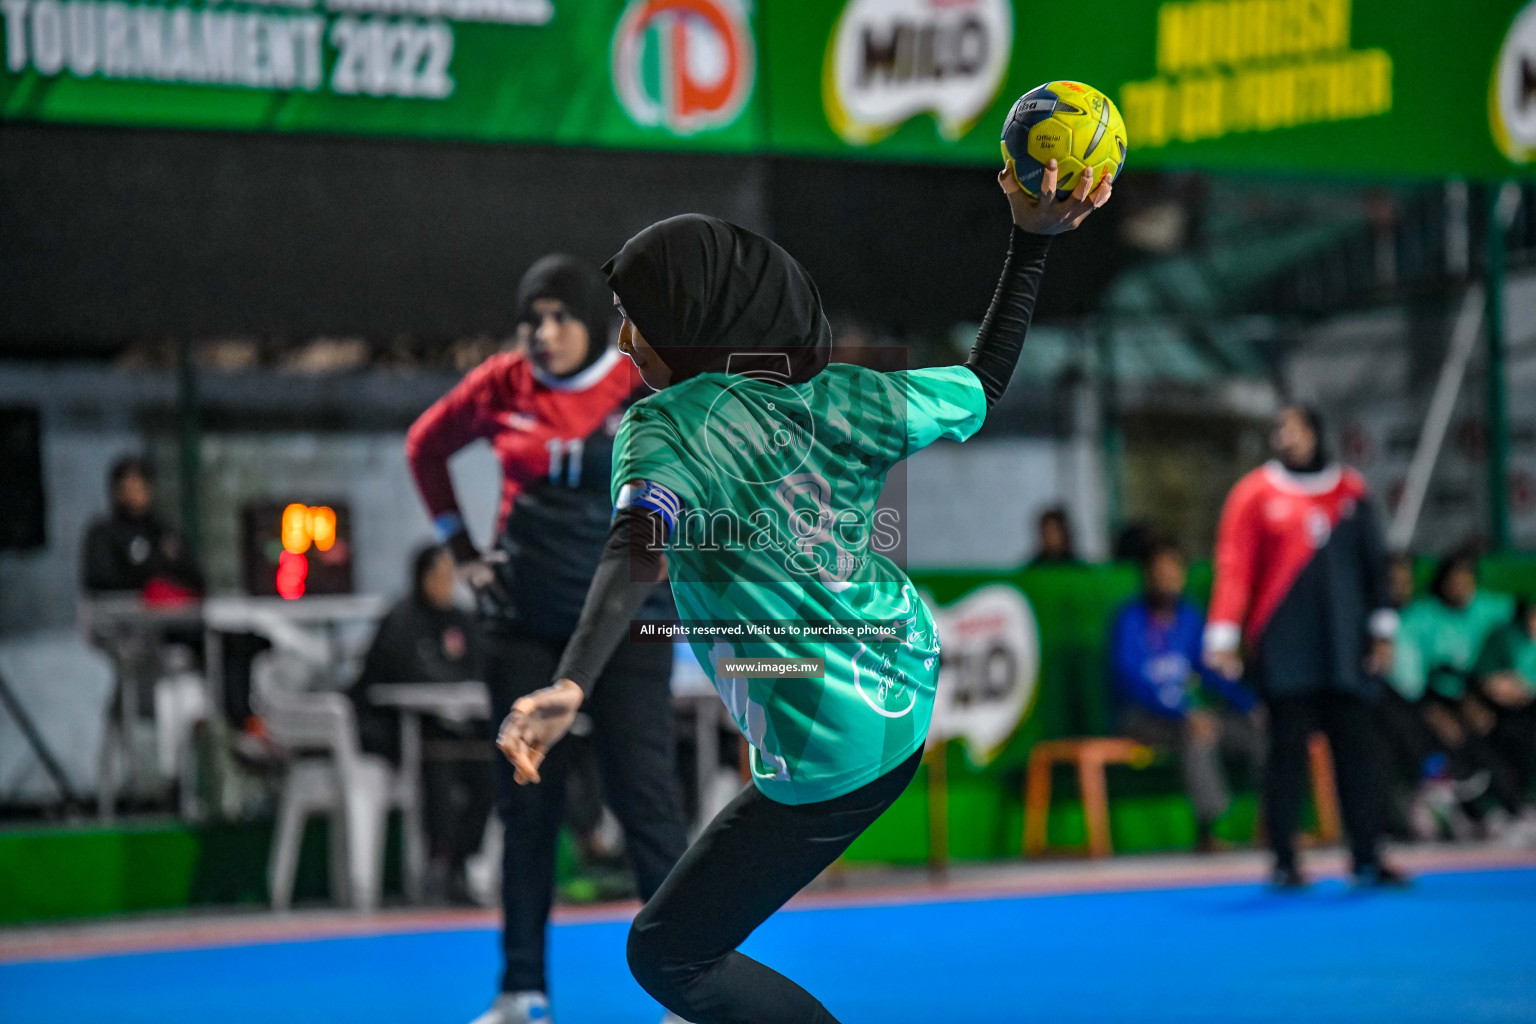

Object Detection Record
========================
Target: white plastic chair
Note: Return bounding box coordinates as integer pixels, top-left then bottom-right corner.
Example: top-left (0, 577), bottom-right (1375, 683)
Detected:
top-left (255, 659), bottom-right (417, 912)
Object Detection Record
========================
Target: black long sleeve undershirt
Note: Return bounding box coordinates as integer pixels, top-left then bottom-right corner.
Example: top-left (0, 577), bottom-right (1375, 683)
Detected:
top-left (554, 505), bottom-right (667, 696)
top-left (965, 226), bottom-right (1053, 410)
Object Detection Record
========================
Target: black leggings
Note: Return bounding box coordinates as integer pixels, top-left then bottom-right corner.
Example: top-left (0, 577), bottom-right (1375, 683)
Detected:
top-left (486, 630), bottom-right (688, 994)
top-left (1265, 690), bottom-right (1383, 873)
top-left (628, 746), bottom-right (924, 1024)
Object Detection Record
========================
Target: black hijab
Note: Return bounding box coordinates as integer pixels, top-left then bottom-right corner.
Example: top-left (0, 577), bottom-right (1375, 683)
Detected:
top-left (517, 254), bottom-right (613, 378)
top-left (1278, 403), bottom-right (1331, 474)
top-left (602, 214), bottom-right (831, 385)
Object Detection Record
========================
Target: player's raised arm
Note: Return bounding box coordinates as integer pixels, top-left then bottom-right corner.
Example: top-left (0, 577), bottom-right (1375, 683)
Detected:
top-left (963, 158), bottom-right (1111, 412)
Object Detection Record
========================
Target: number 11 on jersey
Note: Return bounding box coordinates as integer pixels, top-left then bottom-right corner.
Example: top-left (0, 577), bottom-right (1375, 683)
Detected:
top-left (545, 437), bottom-right (585, 487)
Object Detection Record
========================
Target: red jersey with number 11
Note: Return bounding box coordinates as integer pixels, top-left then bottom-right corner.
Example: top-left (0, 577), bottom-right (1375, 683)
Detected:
top-left (405, 348), bottom-right (659, 635)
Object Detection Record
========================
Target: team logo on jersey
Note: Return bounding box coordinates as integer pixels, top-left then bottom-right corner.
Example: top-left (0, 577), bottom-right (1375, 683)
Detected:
top-left (612, 0), bottom-right (755, 136)
top-left (1305, 507), bottom-right (1333, 548)
top-left (852, 643), bottom-right (918, 719)
top-left (823, 0), bottom-right (1013, 146)
top-left (703, 377), bottom-right (815, 486)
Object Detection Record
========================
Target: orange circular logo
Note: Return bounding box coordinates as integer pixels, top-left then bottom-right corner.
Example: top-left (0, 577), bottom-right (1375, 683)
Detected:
top-left (612, 0), bottom-right (755, 135)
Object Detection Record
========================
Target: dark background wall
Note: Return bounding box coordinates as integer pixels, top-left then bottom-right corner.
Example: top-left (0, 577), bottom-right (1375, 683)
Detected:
top-left (0, 123), bottom-right (1124, 354)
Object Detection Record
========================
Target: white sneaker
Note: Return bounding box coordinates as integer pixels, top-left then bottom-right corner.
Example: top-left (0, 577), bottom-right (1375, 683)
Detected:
top-left (469, 991), bottom-right (552, 1024)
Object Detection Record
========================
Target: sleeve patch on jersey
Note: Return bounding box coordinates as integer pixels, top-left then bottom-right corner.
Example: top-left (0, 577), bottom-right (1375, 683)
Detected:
top-left (616, 480), bottom-right (681, 531)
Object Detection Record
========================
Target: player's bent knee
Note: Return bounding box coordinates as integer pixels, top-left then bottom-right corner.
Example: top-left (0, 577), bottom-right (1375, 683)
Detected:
top-left (626, 916), bottom-right (669, 995)
top-left (627, 910), bottom-right (703, 1009)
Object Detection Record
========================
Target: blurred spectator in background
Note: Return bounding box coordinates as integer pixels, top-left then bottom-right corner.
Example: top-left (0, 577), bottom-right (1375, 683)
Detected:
top-left (1204, 405), bottom-right (1404, 888)
top-left (1112, 519), bottom-right (1158, 564)
top-left (81, 455), bottom-right (208, 812)
top-left (1387, 551), bottom-right (1417, 610)
top-left (1375, 550), bottom-right (1490, 841)
top-left (1472, 598), bottom-right (1536, 833)
top-left (1392, 547), bottom-right (1513, 706)
top-left (81, 456), bottom-right (203, 600)
top-left (1111, 538), bottom-right (1262, 852)
top-left (1391, 549), bottom-right (1531, 837)
top-left (350, 544), bottom-right (491, 903)
top-left (1029, 505), bottom-right (1082, 567)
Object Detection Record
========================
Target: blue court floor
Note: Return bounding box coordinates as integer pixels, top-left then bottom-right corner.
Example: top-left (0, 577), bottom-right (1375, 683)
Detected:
top-left (4, 866), bottom-right (1535, 1024)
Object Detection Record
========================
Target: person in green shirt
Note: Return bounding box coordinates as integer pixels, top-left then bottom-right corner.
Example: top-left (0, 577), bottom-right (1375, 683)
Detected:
top-left (495, 158), bottom-right (1110, 1024)
top-left (1392, 547), bottom-right (1514, 704)
top-left (1388, 547), bottom-right (1526, 824)
top-left (1471, 598), bottom-right (1536, 820)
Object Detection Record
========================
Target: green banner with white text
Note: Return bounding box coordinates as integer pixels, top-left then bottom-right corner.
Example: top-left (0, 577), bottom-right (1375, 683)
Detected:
top-left (5, 0), bottom-right (1536, 178)
top-left (0, 0), bottom-right (764, 149)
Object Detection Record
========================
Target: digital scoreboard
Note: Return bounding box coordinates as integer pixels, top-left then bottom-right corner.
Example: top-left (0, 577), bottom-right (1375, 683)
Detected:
top-left (241, 500), bottom-right (354, 599)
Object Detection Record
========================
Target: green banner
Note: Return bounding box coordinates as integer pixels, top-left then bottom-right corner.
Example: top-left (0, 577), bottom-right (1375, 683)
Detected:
top-left (4, 0), bottom-right (1536, 178)
top-left (0, 0), bottom-right (763, 148)
top-left (769, 0), bottom-right (1536, 178)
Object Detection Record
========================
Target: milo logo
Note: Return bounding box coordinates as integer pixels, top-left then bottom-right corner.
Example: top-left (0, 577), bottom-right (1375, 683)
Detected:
top-left (823, 0), bottom-right (1013, 146)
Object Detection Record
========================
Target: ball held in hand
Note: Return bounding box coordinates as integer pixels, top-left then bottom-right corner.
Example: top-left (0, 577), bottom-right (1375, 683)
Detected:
top-left (1001, 81), bottom-right (1127, 201)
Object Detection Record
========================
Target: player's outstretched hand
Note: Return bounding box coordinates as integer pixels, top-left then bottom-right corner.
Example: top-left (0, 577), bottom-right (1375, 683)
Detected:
top-left (497, 678), bottom-right (584, 784)
top-left (1001, 158), bottom-right (1111, 235)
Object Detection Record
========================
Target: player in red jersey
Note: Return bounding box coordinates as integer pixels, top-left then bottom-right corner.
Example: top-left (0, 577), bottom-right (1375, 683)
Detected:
top-left (1204, 405), bottom-right (1405, 889)
top-left (406, 256), bottom-right (687, 1024)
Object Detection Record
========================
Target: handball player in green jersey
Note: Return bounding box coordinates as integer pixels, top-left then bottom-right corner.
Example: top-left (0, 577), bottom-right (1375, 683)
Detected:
top-left (498, 159), bottom-right (1110, 1024)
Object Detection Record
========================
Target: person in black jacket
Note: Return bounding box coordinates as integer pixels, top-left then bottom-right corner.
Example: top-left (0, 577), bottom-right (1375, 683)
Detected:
top-left (351, 544), bottom-right (491, 903)
top-left (81, 456), bottom-right (203, 596)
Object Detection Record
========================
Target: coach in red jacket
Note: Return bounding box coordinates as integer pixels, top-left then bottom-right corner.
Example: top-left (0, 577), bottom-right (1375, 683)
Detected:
top-left (1204, 405), bottom-right (1405, 889)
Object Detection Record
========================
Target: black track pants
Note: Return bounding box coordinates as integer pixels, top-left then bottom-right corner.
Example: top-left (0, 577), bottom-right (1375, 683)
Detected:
top-left (1265, 690), bottom-right (1384, 873)
top-left (627, 746), bottom-right (924, 1024)
top-left (486, 630), bottom-right (688, 994)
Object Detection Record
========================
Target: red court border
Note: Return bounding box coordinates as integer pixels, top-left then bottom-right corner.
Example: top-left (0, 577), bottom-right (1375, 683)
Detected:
top-left (3, 845), bottom-right (1532, 966)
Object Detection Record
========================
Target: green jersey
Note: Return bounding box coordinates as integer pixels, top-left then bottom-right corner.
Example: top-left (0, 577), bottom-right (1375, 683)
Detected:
top-left (612, 363), bottom-right (987, 804)
top-left (1474, 622), bottom-right (1536, 698)
top-left (1391, 591), bottom-right (1515, 700)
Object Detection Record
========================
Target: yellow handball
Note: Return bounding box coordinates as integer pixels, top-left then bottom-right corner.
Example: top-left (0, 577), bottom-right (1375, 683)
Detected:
top-left (1001, 80), bottom-right (1127, 200)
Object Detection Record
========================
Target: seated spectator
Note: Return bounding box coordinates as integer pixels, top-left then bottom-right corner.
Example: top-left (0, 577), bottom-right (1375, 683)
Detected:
top-left (1029, 505), bottom-right (1083, 567)
top-left (81, 456), bottom-right (207, 750)
top-left (1389, 547), bottom-right (1527, 834)
top-left (1112, 520), bottom-right (1158, 564)
top-left (1392, 546), bottom-right (1514, 705)
top-left (1110, 539), bottom-right (1262, 851)
top-left (350, 544), bottom-right (492, 902)
top-left (1471, 599), bottom-right (1536, 829)
top-left (1386, 551), bottom-right (1417, 611)
top-left (81, 456), bottom-right (203, 600)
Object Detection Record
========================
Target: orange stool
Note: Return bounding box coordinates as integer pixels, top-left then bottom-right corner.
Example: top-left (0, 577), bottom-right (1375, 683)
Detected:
top-left (1023, 738), bottom-right (1153, 859)
top-left (1303, 732), bottom-right (1342, 845)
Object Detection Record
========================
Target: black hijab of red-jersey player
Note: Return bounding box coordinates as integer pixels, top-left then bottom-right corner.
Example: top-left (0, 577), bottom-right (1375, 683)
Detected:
top-left (516, 254), bottom-right (614, 379)
top-left (1278, 403), bottom-right (1331, 474)
top-left (603, 214), bottom-right (832, 386)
